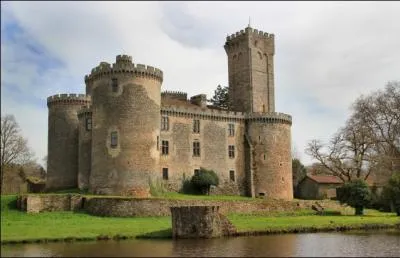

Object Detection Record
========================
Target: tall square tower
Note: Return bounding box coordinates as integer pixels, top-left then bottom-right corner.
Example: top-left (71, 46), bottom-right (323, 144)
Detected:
top-left (224, 26), bottom-right (275, 113)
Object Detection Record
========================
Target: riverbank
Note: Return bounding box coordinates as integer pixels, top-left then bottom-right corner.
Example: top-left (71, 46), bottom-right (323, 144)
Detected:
top-left (1, 195), bottom-right (399, 244)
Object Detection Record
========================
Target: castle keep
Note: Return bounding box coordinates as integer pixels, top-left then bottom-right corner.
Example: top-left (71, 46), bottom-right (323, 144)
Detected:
top-left (46, 26), bottom-right (293, 200)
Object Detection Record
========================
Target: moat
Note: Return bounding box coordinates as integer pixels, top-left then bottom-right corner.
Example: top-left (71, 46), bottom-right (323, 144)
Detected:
top-left (2, 230), bottom-right (400, 257)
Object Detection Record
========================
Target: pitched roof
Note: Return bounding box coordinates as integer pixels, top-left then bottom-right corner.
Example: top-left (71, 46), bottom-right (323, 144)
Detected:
top-left (305, 174), bottom-right (375, 186)
top-left (306, 174), bottom-right (343, 184)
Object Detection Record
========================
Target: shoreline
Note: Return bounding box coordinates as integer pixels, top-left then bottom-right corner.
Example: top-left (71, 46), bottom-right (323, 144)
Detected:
top-left (2, 223), bottom-right (399, 245)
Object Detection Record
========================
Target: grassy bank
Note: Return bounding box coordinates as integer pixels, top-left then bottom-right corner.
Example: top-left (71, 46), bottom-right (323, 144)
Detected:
top-left (1, 195), bottom-right (398, 244)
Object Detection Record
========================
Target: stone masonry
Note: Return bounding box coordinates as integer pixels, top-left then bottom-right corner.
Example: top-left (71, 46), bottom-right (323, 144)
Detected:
top-left (46, 26), bottom-right (293, 200)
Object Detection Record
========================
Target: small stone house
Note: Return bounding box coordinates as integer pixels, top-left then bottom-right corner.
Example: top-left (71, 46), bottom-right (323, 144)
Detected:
top-left (297, 174), bottom-right (343, 200)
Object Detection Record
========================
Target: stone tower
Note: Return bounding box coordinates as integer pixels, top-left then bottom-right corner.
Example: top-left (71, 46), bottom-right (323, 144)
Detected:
top-left (225, 26), bottom-right (293, 200)
top-left (224, 26), bottom-right (275, 113)
top-left (84, 55), bottom-right (163, 196)
top-left (46, 94), bottom-right (91, 190)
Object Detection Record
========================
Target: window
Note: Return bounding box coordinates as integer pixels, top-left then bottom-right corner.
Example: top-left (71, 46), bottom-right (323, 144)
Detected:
top-left (193, 141), bottom-right (200, 157)
top-left (157, 136), bottom-right (159, 150)
top-left (111, 78), bottom-right (118, 92)
top-left (194, 169), bottom-right (200, 176)
top-left (193, 119), bottom-right (200, 133)
top-left (162, 168), bottom-right (168, 180)
top-left (228, 123), bottom-right (235, 136)
top-left (86, 118), bottom-right (92, 131)
top-left (229, 170), bottom-right (235, 182)
top-left (161, 140), bottom-right (169, 155)
top-left (228, 145), bottom-right (235, 158)
top-left (111, 131), bottom-right (118, 148)
top-left (161, 116), bottom-right (169, 131)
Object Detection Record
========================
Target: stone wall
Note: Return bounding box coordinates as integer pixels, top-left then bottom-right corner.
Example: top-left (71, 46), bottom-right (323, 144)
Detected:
top-left (171, 206), bottom-right (236, 238)
top-left (77, 108), bottom-right (92, 190)
top-left (17, 194), bottom-right (347, 216)
top-left (84, 197), bottom-right (315, 217)
top-left (159, 112), bottom-right (246, 195)
top-left (17, 194), bottom-right (83, 213)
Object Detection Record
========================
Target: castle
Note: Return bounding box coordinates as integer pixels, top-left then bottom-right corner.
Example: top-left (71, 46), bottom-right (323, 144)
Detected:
top-left (46, 26), bottom-right (293, 200)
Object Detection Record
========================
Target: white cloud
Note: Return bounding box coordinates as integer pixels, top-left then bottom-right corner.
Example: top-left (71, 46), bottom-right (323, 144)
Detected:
top-left (1, 1), bottom-right (400, 166)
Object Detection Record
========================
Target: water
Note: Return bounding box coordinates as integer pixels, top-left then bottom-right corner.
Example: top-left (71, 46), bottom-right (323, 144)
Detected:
top-left (2, 230), bottom-right (400, 257)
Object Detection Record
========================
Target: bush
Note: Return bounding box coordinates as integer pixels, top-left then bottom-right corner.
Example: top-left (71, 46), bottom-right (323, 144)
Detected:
top-left (337, 179), bottom-right (371, 215)
top-left (383, 172), bottom-right (400, 216)
top-left (190, 168), bottom-right (219, 195)
top-left (179, 174), bottom-right (200, 195)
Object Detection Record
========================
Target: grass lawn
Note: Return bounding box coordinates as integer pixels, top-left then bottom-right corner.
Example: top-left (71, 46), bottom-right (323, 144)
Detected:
top-left (1, 195), bottom-right (398, 243)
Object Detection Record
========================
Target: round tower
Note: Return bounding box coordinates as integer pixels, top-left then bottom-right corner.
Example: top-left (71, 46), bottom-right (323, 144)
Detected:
top-left (247, 113), bottom-right (293, 200)
top-left (77, 107), bottom-right (92, 190)
top-left (47, 94), bottom-right (91, 190)
top-left (84, 54), bottom-right (163, 196)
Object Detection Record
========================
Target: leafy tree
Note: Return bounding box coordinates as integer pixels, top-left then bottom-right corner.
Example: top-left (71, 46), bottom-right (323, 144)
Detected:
top-left (1, 114), bottom-right (34, 191)
top-left (191, 167), bottom-right (219, 195)
top-left (209, 85), bottom-right (230, 109)
top-left (292, 158), bottom-right (307, 197)
top-left (382, 172), bottom-right (400, 216)
top-left (337, 179), bottom-right (371, 215)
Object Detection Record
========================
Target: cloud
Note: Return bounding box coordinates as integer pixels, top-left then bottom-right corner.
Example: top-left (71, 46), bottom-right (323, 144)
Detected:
top-left (1, 1), bottom-right (400, 167)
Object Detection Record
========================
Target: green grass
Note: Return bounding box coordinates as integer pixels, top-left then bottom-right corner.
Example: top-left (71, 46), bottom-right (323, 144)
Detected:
top-left (1, 195), bottom-right (398, 243)
top-left (1, 195), bottom-right (170, 242)
top-left (228, 212), bottom-right (399, 232)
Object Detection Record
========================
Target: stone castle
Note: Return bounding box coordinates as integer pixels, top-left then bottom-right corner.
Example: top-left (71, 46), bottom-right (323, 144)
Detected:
top-left (46, 26), bottom-right (293, 200)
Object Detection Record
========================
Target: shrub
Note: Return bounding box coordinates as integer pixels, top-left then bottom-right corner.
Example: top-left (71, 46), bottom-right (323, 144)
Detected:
top-left (190, 168), bottom-right (219, 195)
top-left (337, 179), bottom-right (371, 215)
top-left (179, 174), bottom-right (200, 195)
top-left (382, 172), bottom-right (400, 216)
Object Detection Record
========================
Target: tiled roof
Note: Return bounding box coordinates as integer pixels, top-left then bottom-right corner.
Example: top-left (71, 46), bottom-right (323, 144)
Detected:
top-left (306, 174), bottom-right (343, 184)
top-left (306, 174), bottom-right (375, 186)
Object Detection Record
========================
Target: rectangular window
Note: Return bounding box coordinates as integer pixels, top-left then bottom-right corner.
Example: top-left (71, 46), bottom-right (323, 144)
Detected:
top-left (229, 170), bottom-right (235, 182)
top-left (162, 168), bottom-right (168, 180)
top-left (193, 141), bottom-right (200, 157)
top-left (112, 78), bottom-right (118, 92)
top-left (111, 131), bottom-right (118, 148)
top-left (157, 136), bottom-right (159, 150)
top-left (86, 118), bottom-right (92, 131)
top-left (161, 116), bottom-right (169, 131)
top-left (228, 123), bottom-right (235, 136)
top-left (161, 140), bottom-right (169, 155)
top-left (228, 145), bottom-right (235, 158)
top-left (193, 119), bottom-right (200, 133)
top-left (194, 169), bottom-right (200, 176)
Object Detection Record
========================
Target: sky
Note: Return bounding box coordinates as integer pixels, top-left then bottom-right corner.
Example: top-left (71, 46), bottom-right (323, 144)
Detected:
top-left (1, 1), bottom-right (400, 167)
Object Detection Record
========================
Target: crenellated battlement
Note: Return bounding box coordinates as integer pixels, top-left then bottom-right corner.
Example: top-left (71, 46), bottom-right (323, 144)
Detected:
top-left (225, 26), bottom-right (274, 44)
top-left (247, 112), bottom-right (292, 125)
top-left (77, 106), bottom-right (92, 117)
top-left (161, 90), bottom-right (188, 101)
top-left (84, 55), bottom-right (163, 83)
top-left (47, 93), bottom-right (91, 107)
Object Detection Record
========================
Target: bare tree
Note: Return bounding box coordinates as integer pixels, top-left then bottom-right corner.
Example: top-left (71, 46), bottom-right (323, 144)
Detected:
top-left (306, 117), bottom-right (376, 182)
top-left (352, 81), bottom-right (400, 171)
top-left (1, 114), bottom-right (34, 188)
top-left (306, 81), bottom-right (400, 183)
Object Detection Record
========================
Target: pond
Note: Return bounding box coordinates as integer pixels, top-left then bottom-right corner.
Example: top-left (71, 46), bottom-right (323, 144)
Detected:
top-left (2, 230), bottom-right (400, 257)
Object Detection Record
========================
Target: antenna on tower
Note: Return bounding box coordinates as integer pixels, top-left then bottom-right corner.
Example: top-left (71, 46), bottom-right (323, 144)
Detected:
top-left (248, 16), bottom-right (251, 27)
